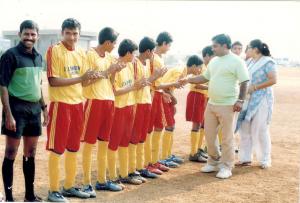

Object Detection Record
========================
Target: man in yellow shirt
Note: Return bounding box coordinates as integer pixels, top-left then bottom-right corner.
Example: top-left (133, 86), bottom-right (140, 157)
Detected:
top-left (107, 39), bottom-right (147, 187)
top-left (128, 37), bottom-right (167, 180)
top-left (80, 27), bottom-right (127, 194)
top-left (46, 18), bottom-right (98, 202)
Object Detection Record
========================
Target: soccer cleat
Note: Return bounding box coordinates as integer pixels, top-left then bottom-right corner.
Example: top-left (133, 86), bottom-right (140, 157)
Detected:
top-left (61, 187), bottom-right (90, 199)
top-left (153, 162), bottom-right (170, 172)
top-left (138, 169), bottom-right (158, 179)
top-left (197, 148), bottom-right (208, 159)
top-left (119, 175), bottom-right (143, 185)
top-left (167, 154), bottom-right (184, 164)
top-left (130, 171), bottom-right (147, 183)
top-left (159, 159), bottom-right (179, 168)
top-left (146, 164), bottom-right (163, 175)
top-left (95, 181), bottom-right (123, 192)
top-left (189, 154), bottom-right (207, 163)
top-left (47, 191), bottom-right (68, 202)
top-left (82, 184), bottom-right (96, 198)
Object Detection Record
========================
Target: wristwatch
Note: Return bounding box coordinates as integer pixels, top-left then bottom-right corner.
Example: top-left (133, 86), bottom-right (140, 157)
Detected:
top-left (237, 99), bottom-right (244, 103)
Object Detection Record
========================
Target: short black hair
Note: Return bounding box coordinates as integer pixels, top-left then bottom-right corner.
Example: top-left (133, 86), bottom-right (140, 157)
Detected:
top-left (139, 37), bottom-right (156, 53)
top-left (232, 41), bottom-right (243, 47)
top-left (156, 32), bottom-right (173, 46)
top-left (212, 34), bottom-right (231, 49)
top-left (118, 39), bottom-right (138, 57)
top-left (20, 20), bottom-right (39, 33)
top-left (98, 27), bottom-right (119, 45)
top-left (202, 46), bottom-right (214, 58)
top-left (187, 55), bottom-right (203, 67)
top-left (61, 18), bottom-right (81, 31)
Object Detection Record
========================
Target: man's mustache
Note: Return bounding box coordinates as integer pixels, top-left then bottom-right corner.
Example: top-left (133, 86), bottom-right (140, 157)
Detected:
top-left (23, 39), bottom-right (34, 43)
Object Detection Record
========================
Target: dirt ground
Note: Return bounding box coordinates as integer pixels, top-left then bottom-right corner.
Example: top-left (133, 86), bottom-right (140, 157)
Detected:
top-left (0, 67), bottom-right (299, 203)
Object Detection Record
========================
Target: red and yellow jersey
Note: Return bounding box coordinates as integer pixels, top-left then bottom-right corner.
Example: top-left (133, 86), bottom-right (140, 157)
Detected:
top-left (189, 64), bottom-right (208, 95)
top-left (133, 58), bottom-right (152, 104)
top-left (46, 42), bottom-right (87, 104)
top-left (161, 66), bottom-right (187, 84)
top-left (113, 63), bottom-right (136, 108)
top-left (83, 49), bottom-right (116, 101)
top-left (150, 53), bottom-right (165, 92)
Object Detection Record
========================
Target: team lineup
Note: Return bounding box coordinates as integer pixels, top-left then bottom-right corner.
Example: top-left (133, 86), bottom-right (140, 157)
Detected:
top-left (0, 18), bottom-right (277, 202)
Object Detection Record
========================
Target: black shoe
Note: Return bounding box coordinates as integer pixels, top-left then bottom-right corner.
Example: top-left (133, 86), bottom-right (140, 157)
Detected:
top-left (189, 154), bottom-right (207, 163)
top-left (197, 148), bottom-right (208, 159)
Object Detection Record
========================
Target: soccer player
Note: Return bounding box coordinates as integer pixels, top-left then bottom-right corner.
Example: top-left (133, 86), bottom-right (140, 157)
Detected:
top-left (46, 18), bottom-right (98, 202)
top-left (107, 39), bottom-right (147, 187)
top-left (128, 37), bottom-right (167, 180)
top-left (81, 27), bottom-right (127, 194)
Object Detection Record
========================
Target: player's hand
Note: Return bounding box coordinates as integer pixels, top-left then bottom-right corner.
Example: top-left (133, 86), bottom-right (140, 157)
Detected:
top-left (82, 69), bottom-right (98, 81)
top-left (110, 61), bottom-right (127, 73)
top-left (174, 81), bottom-right (185, 89)
top-left (178, 77), bottom-right (188, 86)
top-left (153, 67), bottom-right (168, 79)
top-left (42, 109), bottom-right (49, 127)
top-left (5, 113), bottom-right (16, 132)
top-left (233, 100), bottom-right (243, 112)
top-left (162, 92), bottom-right (172, 103)
top-left (133, 77), bottom-right (147, 90)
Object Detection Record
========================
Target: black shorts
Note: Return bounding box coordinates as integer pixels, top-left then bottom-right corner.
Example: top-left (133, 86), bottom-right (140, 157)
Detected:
top-left (1, 96), bottom-right (42, 139)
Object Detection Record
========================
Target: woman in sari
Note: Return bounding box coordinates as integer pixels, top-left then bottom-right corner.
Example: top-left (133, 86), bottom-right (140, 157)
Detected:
top-left (236, 39), bottom-right (277, 169)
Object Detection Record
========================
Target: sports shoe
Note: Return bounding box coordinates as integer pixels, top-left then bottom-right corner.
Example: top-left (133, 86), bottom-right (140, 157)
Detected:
top-left (216, 168), bottom-right (232, 179)
top-left (197, 148), bottom-right (208, 159)
top-left (153, 162), bottom-right (169, 172)
top-left (167, 154), bottom-right (184, 164)
top-left (24, 195), bottom-right (43, 202)
top-left (61, 187), bottom-right (90, 199)
top-left (146, 164), bottom-right (163, 175)
top-left (119, 175), bottom-right (143, 185)
top-left (189, 154), bottom-right (207, 163)
top-left (47, 191), bottom-right (68, 202)
top-left (95, 181), bottom-right (122, 192)
top-left (130, 171), bottom-right (147, 183)
top-left (138, 169), bottom-right (158, 179)
top-left (159, 159), bottom-right (179, 168)
top-left (82, 184), bottom-right (96, 198)
top-left (201, 164), bottom-right (219, 173)
top-left (113, 179), bottom-right (126, 189)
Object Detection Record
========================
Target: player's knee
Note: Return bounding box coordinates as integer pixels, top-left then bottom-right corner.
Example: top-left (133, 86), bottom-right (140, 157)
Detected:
top-left (5, 146), bottom-right (19, 160)
top-left (24, 146), bottom-right (37, 158)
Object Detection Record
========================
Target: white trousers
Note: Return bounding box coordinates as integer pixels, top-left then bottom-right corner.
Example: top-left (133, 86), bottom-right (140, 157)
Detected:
top-left (239, 96), bottom-right (271, 166)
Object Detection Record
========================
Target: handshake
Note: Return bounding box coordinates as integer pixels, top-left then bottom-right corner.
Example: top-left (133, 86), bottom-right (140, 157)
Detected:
top-left (82, 61), bottom-right (127, 81)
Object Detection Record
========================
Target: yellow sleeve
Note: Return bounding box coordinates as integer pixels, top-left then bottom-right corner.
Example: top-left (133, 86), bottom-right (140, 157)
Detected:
top-left (46, 46), bottom-right (60, 78)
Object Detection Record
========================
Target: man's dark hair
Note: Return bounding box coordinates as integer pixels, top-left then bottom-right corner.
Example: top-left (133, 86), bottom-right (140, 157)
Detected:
top-left (187, 55), bottom-right (203, 67)
top-left (232, 41), bottom-right (243, 47)
top-left (156, 32), bottom-right (173, 46)
top-left (212, 34), bottom-right (232, 49)
top-left (202, 46), bottom-right (214, 58)
top-left (20, 20), bottom-right (39, 33)
top-left (98, 27), bottom-right (119, 45)
top-left (139, 37), bottom-right (156, 53)
top-left (61, 18), bottom-right (81, 31)
top-left (118, 39), bottom-right (138, 57)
